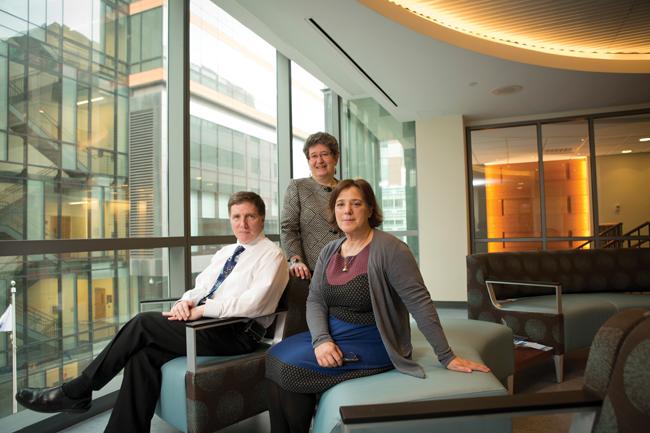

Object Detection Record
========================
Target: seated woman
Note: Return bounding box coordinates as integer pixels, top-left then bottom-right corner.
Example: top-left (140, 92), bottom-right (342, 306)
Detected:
top-left (266, 178), bottom-right (489, 433)
top-left (281, 132), bottom-right (342, 280)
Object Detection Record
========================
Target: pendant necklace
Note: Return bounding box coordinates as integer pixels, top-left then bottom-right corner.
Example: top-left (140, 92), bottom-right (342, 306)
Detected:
top-left (341, 230), bottom-right (371, 272)
top-left (342, 255), bottom-right (355, 272)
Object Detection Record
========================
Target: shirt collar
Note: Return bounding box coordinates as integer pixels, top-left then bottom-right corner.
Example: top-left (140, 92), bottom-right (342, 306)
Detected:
top-left (237, 232), bottom-right (266, 248)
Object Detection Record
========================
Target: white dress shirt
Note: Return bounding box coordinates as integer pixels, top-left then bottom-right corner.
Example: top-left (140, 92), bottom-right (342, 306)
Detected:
top-left (179, 233), bottom-right (289, 326)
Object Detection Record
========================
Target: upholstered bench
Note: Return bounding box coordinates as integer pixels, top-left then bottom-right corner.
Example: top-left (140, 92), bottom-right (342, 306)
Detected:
top-left (467, 248), bottom-right (650, 382)
top-left (311, 317), bottom-right (513, 433)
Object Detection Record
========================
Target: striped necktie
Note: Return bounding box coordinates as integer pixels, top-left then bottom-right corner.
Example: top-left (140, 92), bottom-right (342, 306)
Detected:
top-left (198, 245), bottom-right (246, 305)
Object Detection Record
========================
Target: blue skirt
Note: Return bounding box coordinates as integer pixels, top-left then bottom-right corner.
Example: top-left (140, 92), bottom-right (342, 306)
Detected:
top-left (266, 316), bottom-right (393, 393)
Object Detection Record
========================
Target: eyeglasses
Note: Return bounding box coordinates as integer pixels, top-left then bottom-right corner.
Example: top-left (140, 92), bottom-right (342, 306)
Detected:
top-left (308, 151), bottom-right (333, 160)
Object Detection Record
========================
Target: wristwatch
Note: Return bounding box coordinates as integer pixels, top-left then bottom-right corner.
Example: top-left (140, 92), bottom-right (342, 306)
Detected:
top-left (289, 257), bottom-right (302, 266)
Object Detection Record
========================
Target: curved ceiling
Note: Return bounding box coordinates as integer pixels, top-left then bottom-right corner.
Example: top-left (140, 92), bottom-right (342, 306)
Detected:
top-left (362, 0), bottom-right (650, 73)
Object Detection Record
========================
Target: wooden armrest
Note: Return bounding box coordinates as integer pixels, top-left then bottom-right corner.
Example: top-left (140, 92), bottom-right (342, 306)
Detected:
top-left (339, 389), bottom-right (600, 425)
top-left (485, 279), bottom-right (563, 313)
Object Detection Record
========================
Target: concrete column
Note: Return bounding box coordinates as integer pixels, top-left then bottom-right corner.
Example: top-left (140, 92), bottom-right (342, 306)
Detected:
top-left (415, 115), bottom-right (468, 301)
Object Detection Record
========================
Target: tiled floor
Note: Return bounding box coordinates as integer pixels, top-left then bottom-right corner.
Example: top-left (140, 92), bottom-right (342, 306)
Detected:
top-left (57, 307), bottom-right (588, 433)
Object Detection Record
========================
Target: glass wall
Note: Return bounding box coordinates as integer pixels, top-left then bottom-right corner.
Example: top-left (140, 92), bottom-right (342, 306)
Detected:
top-left (291, 62), bottom-right (326, 179)
top-left (0, 0), bottom-right (416, 424)
top-left (468, 111), bottom-right (649, 252)
top-left (0, 0), bottom-right (169, 419)
top-left (342, 98), bottom-right (419, 256)
top-left (189, 0), bottom-right (279, 236)
top-left (594, 114), bottom-right (650, 247)
top-left (541, 120), bottom-right (592, 247)
top-left (0, 249), bottom-right (170, 417)
top-left (0, 0), bottom-right (166, 242)
top-left (470, 125), bottom-right (540, 252)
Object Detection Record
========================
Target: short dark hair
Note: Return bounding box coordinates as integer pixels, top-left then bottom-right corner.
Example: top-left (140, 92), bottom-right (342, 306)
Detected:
top-left (328, 178), bottom-right (383, 228)
top-left (228, 191), bottom-right (265, 217)
top-left (303, 132), bottom-right (339, 159)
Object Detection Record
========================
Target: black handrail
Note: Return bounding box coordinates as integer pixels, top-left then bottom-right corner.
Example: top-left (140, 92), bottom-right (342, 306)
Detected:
top-left (575, 222), bottom-right (622, 249)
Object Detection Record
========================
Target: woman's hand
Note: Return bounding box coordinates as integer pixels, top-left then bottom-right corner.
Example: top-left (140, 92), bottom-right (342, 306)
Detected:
top-left (289, 259), bottom-right (312, 279)
top-left (446, 356), bottom-right (491, 373)
top-left (314, 342), bottom-right (343, 368)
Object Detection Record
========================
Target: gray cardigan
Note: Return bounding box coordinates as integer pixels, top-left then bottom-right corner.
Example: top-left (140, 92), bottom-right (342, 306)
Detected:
top-left (306, 229), bottom-right (455, 378)
top-left (280, 177), bottom-right (342, 270)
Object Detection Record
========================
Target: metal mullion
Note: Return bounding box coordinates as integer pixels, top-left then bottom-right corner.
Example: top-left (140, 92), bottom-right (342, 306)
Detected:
top-left (465, 125), bottom-right (476, 253)
top-left (587, 117), bottom-right (600, 248)
top-left (73, 275), bottom-right (79, 347)
top-left (57, 36), bottom-right (64, 242)
top-left (183, 0), bottom-right (191, 291)
top-left (189, 233), bottom-right (281, 246)
top-left (276, 51), bottom-right (292, 210)
top-left (87, 253), bottom-right (94, 358)
top-left (0, 237), bottom-right (185, 256)
top-left (536, 122), bottom-right (547, 250)
top-left (468, 107), bottom-right (650, 132)
top-left (56, 254), bottom-right (64, 384)
top-left (112, 250), bottom-right (119, 334)
top-left (20, 255), bottom-right (27, 388)
top-left (474, 237), bottom-right (547, 243)
top-left (166, 0), bottom-right (189, 294)
top-left (112, 12), bottom-right (119, 241)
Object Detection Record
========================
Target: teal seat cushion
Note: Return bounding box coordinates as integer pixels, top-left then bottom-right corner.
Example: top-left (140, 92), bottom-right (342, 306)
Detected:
top-left (500, 293), bottom-right (650, 352)
top-left (313, 319), bottom-right (512, 433)
top-left (156, 346), bottom-right (268, 433)
top-left (595, 293), bottom-right (650, 310)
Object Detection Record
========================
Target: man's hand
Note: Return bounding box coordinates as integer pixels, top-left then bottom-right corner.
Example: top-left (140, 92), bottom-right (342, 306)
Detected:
top-left (314, 341), bottom-right (343, 368)
top-left (446, 356), bottom-right (491, 373)
top-left (162, 300), bottom-right (204, 321)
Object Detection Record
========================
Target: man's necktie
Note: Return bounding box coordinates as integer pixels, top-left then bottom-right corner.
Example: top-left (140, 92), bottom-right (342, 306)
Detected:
top-left (198, 245), bottom-right (246, 305)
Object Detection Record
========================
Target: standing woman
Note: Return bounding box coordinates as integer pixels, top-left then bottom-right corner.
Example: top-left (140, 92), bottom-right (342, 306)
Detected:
top-left (281, 132), bottom-right (342, 279)
top-left (266, 179), bottom-right (489, 433)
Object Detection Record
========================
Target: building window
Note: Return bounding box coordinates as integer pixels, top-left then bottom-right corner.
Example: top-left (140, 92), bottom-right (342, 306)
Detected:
top-left (342, 98), bottom-right (419, 256)
top-left (189, 0), bottom-right (278, 236)
top-left (291, 62), bottom-right (328, 179)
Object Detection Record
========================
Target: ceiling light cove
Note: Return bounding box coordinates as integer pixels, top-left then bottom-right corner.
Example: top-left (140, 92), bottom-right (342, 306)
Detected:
top-left (361, 0), bottom-right (650, 73)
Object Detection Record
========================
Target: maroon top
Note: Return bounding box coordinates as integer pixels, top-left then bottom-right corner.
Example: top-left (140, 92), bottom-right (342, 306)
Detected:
top-left (326, 242), bottom-right (371, 285)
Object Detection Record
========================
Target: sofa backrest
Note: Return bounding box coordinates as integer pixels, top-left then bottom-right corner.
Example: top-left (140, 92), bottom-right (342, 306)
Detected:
top-left (467, 248), bottom-right (650, 299)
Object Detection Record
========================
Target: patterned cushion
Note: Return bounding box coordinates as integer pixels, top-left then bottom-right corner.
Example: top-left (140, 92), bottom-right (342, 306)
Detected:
top-left (592, 312), bottom-right (650, 433)
top-left (584, 309), bottom-right (649, 397)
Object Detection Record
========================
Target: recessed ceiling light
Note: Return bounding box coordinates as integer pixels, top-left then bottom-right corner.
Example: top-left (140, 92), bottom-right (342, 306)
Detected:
top-left (639, 137), bottom-right (650, 142)
top-left (491, 85), bottom-right (523, 96)
top-left (621, 149), bottom-right (632, 154)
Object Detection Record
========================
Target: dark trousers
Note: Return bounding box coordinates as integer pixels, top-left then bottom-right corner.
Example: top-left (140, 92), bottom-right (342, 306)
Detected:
top-left (266, 379), bottom-right (317, 433)
top-left (82, 312), bottom-right (257, 433)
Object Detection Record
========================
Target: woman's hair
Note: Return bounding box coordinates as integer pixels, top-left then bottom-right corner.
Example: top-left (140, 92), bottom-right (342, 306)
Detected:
top-left (302, 132), bottom-right (339, 159)
top-left (228, 191), bottom-right (266, 217)
top-left (328, 178), bottom-right (383, 228)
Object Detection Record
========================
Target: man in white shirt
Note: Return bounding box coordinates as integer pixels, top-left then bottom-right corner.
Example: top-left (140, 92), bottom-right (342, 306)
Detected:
top-left (16, 192), bottom-right (289, 433)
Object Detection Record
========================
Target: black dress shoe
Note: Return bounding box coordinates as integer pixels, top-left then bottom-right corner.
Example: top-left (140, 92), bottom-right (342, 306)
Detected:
top-left (16, 386), bottom-right (91, 413)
